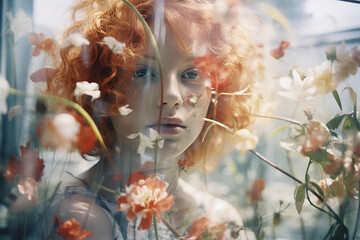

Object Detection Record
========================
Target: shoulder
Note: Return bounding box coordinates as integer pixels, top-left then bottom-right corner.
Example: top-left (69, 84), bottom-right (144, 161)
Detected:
top-left (41, 187), bottom-right (115, 240)
top-left (179, 179), bottom-right (252, 240)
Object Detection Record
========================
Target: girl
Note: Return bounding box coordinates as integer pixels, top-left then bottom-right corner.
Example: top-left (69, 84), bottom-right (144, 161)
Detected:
top-left (40, 0), bottom-right (264, 239)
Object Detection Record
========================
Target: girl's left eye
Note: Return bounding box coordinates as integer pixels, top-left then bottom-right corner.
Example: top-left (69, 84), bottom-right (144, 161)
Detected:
top-left (181, 71), bottom-right (199, 80)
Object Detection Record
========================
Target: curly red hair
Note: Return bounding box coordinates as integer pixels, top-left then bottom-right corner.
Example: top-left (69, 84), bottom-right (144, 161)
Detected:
top-left (46, 0), bottom-right (265, 165)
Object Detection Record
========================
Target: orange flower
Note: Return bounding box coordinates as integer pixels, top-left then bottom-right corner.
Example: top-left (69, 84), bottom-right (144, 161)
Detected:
top-left (54, 217), bottom-right (93, 240)
top-left (178, 156), bottom-right (195, 173)
top-left (36, 111), bottom-right (97, 154)
top-left (116, 174), bottom-right (175, 230)
top-left (194, 53), bottom-right (229, 89)
top-left (246, 178), bottom-right (265, 204)
top-left (72, 111), bottom-right (98, 154)
top-left (270, 41), bottom-right (290, 59)
top-left (187, 217), bottom-right (227, 240)
top-left (4, 142), bottom-right (45, 183)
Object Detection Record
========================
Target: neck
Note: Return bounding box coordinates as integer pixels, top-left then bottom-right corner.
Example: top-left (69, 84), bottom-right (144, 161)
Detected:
top-left (88, 147), bottom-right (181, 194)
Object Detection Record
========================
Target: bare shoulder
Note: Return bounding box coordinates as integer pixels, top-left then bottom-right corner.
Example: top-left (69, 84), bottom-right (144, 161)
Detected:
top-left (41, 192), bottom-right (114, 240)
top-left (179, 179), bottom-right (253, 240)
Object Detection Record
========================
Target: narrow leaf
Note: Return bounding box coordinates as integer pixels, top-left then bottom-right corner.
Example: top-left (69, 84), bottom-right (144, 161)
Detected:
top-left (332, 90), bottom-right (342, 111)
top-left (326, 113), bottom-right (346, 130)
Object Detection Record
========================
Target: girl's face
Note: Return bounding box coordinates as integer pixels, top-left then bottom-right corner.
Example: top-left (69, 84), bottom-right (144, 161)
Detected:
top-left (111, 27), bottom-right (211, 160)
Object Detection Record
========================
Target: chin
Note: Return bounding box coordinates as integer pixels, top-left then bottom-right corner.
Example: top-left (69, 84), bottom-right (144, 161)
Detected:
top-left (146, 139), bottom-right (186, 160)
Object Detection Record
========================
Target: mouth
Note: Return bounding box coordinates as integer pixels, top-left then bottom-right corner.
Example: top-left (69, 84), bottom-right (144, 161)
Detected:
top-left (148, 118), bottom-right (186, 135)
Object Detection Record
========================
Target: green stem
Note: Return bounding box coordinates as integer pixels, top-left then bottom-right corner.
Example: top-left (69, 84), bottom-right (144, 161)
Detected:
top-left (153, 215), bottom-right (159, 240)
top-left (8, 88), bottom-right (119, 176)
top-left (352, 185), bottom-right (360, 240)
top-left (161, 216), bottom-right (181, 237)
top-left (122, 0), bottom-right (164, 175)
top-left (250, 150), bottom-right (342, 224)
top-left (171, 169), bottom-right (181, 195)
top-left (93, 183), bottom-right (119, 195)
top-left (252, 114), bottom-right (304, 128)
top-left (202, 117), bottom-right (233, 133)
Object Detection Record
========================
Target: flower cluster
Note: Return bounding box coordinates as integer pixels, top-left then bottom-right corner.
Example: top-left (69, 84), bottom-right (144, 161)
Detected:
top-left (117, 174), bottom-right (175, 230)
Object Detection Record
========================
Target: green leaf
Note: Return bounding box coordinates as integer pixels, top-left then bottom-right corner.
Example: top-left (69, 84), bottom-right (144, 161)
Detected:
top-left (306, 149), bottom-right (328, 166)
top-left (332, 90), bottom-right (342, 111)
top-left (342, 115), bottom-right (359, 137)
top-left (326, 113), bottom-right (346, 130)
top-left (294, 185), bottom-right (306, 214)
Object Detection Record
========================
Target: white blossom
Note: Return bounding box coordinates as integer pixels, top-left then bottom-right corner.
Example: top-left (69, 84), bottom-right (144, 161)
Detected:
top-left (62, 33), bottom-right (90, 48)
top-left (279, 69), bottom-right (316, 101)
top-left (103, 36), bottom-right (126, 54)
top-left (0, 75), bottom-right (10, 114)
top-left (74, 81), bottom-right (100, 101)
top-left (119, 104), bottom-right (133, 116)
top-left (6, 9), bottom-right (32, 42)
top-left (127, 129), bottom-right (164, 154)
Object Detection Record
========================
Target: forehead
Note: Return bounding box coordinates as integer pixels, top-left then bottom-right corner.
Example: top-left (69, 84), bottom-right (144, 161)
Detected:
top-left (142, 23), bottom-right (209, 60)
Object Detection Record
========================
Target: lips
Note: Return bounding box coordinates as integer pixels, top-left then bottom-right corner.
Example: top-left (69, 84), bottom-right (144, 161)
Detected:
top-left (148, 117), bottom-right (186, 135)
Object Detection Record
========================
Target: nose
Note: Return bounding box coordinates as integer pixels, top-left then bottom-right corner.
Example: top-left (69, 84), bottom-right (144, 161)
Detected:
top-left (157, 74), bottom-right (183, 109)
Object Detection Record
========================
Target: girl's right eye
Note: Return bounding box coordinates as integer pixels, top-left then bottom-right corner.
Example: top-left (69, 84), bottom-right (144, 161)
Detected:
top-left (133, 68), bottom-right (155, 78)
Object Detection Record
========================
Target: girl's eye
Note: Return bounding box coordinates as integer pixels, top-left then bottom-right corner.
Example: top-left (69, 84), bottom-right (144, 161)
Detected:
top-left (133, 68), bottom-right (154, 78)
top-left (182, 71), bottom-right (199, 80)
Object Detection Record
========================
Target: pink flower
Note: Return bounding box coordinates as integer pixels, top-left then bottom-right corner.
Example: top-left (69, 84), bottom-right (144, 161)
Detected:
top-left (270, 41), bottom-right (290, 59)
top-left (178, 156), bottom-right (195, 173)
top-left (117, 174), bottom-right (175, 230)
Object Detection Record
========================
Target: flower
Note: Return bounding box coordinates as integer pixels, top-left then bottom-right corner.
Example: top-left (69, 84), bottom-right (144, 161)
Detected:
top-left (186, 92), bottom-right (202, 107)
top-left (36, 111), bottom-right (97, 154)
top-left (270, 41), bottom-right (290, 59)
top-left (333, 43), bottom-right (360, 81)
top-left (246, 178), bottom-right (265, 204)
top-left (119, 104), bottom-right (133, 116)
top-left (116, 174), bottom-right (175, 230)
top-left (62, 33), bottom-right (90, 48)
top-left (278, 69), bottom-right (316, 101)
top-left (303, 106), bottom-right (315, 121)
top-left (8, 105), bottom-right (23, 121)
top-left (187, 217), bottom-right (227, 240)
top-left (298, 121), bottom-right (330, 155)
top-left (194, 53), bottom-right (228, 89)
top-left (55, 217), bottom-right (93, 240)
top-left (6, 9), bottom-right (32, 42)
top-left (17, 177), bottom-right (38, 201)
top-left (28, 32), bottom-right (56, 58)
top-left (232, 128), bottom-right (258, 154)
top-left (178, 156), bottom-right (195, 173)
top-left (4, 142), bottom-right (45, 183)
top-left (37, 113), bottom-right (80, 152)
top-left (127, 129), bottom-right (164, 154)
top-left (309, 61), bottom-right (335, 95)
top-left (103, 36), bottom-right (126, 54)
top-left (74, 81), bottom-right (101, 102)
top-left (0, 75), bottom-right (10, 114)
